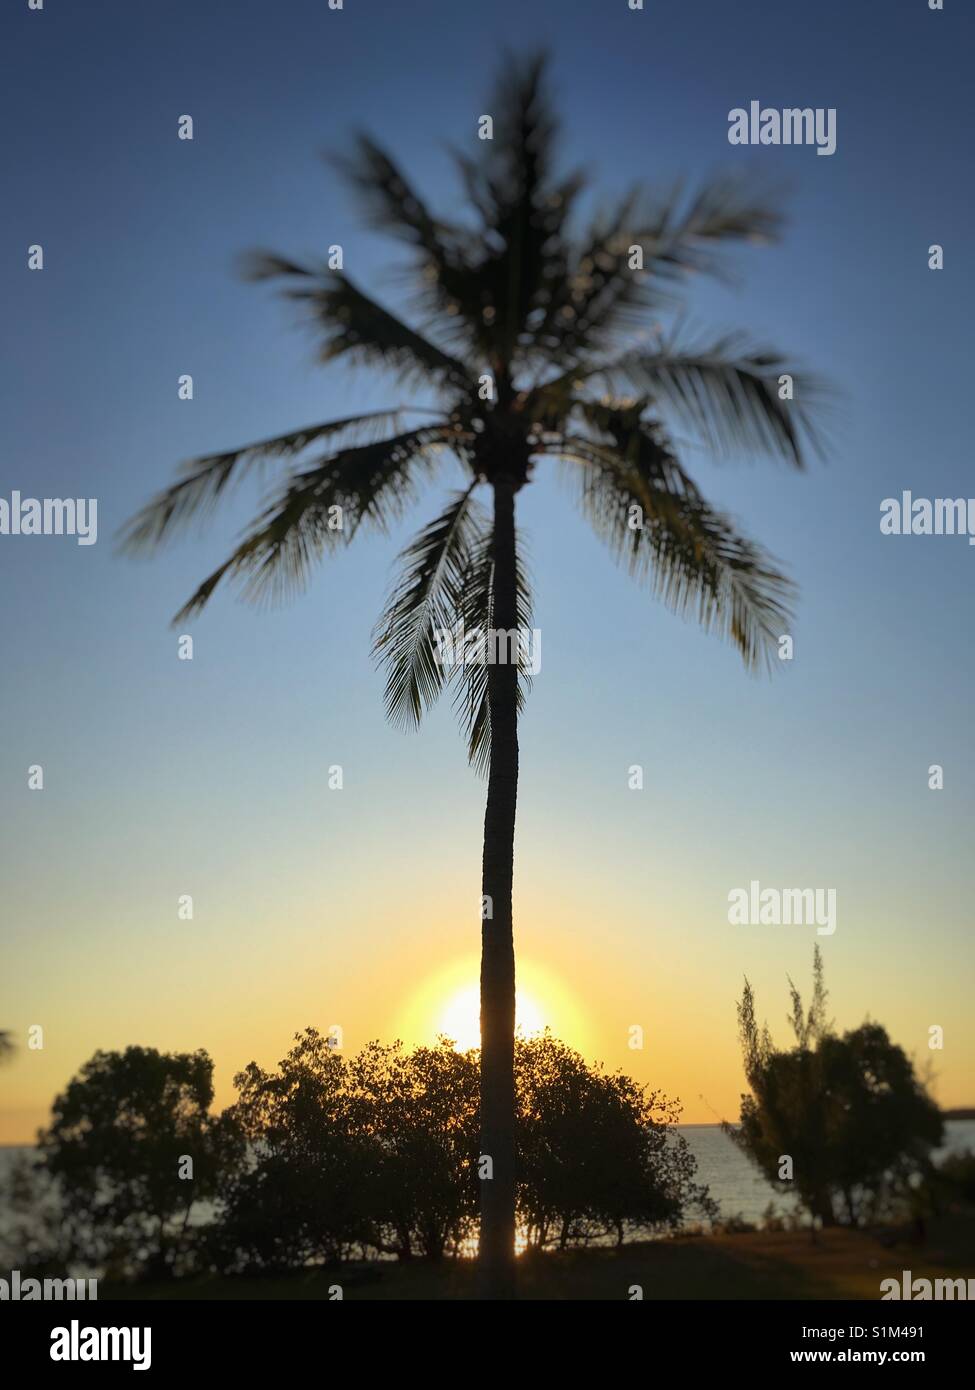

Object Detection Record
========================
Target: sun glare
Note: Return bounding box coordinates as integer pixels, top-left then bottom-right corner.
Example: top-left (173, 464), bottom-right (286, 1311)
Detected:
top-left (399, 957), bottom-right (585, 1054)
top-left (438, 984), bottom-right (546, 1051)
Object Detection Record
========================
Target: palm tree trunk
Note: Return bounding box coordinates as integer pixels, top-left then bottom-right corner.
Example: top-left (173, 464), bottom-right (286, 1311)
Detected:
top-left (479, 474), bottom-right (519, 1299)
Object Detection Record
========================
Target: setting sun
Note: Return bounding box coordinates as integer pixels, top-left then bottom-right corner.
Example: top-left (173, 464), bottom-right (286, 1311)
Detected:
top-left (438, 984), bottom-right (546, 1051)
top-left (398, 957), bottom-right (587, 1054)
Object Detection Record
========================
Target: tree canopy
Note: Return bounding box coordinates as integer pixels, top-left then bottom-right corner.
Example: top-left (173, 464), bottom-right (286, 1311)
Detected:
top-left (37, 1046), bottom-right (242, 1279)
top-left (730, 949), bottom-right (943, 1226)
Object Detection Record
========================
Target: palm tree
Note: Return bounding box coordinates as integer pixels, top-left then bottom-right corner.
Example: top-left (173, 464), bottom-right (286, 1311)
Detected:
top-left (122, 53), bottom-right (823, 1298)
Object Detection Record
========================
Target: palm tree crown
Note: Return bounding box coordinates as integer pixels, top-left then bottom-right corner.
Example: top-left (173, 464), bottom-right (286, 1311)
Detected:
top-left (122, 53), bottom-right (823, 756)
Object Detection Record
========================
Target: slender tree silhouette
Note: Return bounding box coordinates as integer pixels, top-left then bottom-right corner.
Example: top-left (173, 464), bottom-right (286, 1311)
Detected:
top-left (122, 53), bottom-right (824, 1298)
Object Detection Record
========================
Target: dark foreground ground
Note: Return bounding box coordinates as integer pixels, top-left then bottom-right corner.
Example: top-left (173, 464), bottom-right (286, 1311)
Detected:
top-left (102, 1214), bottom-right (975, 1300)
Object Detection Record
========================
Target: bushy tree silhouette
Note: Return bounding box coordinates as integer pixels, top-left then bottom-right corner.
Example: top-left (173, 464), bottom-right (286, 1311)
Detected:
top-left (731, 950), bottom-right (943, 1226)
top-left (38, 1046), bottom-right (241, 1279)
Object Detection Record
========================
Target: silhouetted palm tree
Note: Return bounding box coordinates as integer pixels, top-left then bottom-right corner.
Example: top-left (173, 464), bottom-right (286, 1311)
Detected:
top-left (122, 54), bottom-right (823, 1298)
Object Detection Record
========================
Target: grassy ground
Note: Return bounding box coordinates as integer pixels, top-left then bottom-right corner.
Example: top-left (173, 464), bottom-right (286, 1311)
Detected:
top-left (102, 1213), bottom-right (975, 1300)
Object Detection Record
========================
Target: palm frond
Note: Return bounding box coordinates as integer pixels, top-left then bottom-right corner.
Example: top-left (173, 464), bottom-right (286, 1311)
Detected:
top-left (172, 426), bottom-right (451, 622)
top-left (534, 189), bottom-right (653, 363)
top-left (446, 51), bottom-right (585, 363)
top-left (572, 398), bottom-right (691, 497)
top-left (644, 172), bottom-right (785, 279)
top-left (118, 411), bottom-right (403, 551)
top-left (328, 134), bottom-right (493, 357)
top-left (526, 175), bottom-right (784, 365)
top-left (608, 327), bottom-right (826, 466)
top-left (373, 485), bottom-right (488, 729)
top-left (242, 253), bottom-right (472, 391)
top-left (558, 428), bottom-right (794, 671)
top-left (329, 134), bottom-right (465, 252)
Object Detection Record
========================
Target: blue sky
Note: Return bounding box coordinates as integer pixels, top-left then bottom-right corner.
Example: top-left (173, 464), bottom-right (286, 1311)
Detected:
top-left (1, 0), bottom-right (972, 1139)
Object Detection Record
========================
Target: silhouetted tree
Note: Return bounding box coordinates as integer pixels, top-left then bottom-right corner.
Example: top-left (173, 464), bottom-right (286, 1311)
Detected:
top-left (213, 1029), bottom-right (376, 1271)
top-left (122, 57), bottom-right (824, 1294)
top-left (214, 1031), bottom-right (479, 1269)
top-left (347, 1040), bottom-right (480, 1260)
top-left (730, 950), bottom-right (943, 1226)
top-left (516, 1033), bottom-right (715, 1248)
top-left (38, 1046), bottom-right (241, 1279)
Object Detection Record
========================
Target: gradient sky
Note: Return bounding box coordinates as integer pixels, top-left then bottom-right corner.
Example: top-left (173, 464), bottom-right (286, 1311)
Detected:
top-left (2, 0), bottom-right (973, 1142)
